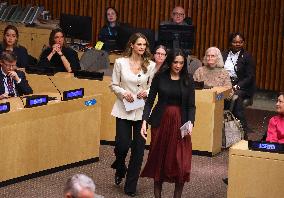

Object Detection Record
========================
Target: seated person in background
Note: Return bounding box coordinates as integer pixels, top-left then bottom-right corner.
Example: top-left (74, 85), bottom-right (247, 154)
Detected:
top-left (160, 6), bottom-right (188, 25)
top-left (0, 50), bottom-right (33, 99)
top-left (38, 28), bottom-right (80, 73)
top-left (222, 32), bottom-right (256, 136)
top-left (0, 25), bottom-right (29, 68)
top-left (64, 174), bottom-right (102, 198)
top-left (266, 92), bottom-right (284, 143)
top-left (153, 45), bottom-right (167, 72)
top-left (193, 47), bottom-right (232, 88)
top-left (98, 7), bottom-right (120, 52)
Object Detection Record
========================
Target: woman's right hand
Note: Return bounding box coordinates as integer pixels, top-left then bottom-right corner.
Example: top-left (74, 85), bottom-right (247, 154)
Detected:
top-left (123, 92), bottom-right (134, 102)
top-left (140, 120), bottom-right (147, 140)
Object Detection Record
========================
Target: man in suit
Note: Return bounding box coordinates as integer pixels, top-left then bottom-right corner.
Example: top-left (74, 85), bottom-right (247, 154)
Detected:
top-left (222, 32), bottom-right (256, 139)
top-left (0, 50), bottom-right (33, 100)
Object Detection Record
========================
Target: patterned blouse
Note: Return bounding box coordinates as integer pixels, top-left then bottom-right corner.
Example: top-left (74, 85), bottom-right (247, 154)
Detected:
top-left (193, 66), bottom-right (232, 87)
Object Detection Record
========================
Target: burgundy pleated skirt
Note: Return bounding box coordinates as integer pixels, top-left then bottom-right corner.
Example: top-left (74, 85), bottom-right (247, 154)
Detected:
top-left (141, 105), bottom-right (192, 183)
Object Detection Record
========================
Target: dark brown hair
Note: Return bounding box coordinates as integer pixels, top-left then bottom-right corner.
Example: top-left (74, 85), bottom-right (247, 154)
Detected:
top-left (3, 25), bottom-right (19, 48)
top-left (0, 50), bottom-right (17, 63)
top-left (49, 28), bottom-right (66, 47)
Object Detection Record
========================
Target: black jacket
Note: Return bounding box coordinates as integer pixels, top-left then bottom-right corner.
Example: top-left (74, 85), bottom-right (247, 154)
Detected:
top-left (222, 49), bottom-right (256, 96)
top-left (0, 70), bottom-right (33, 96)
top-left (142, 70), bottom-right (196, 127)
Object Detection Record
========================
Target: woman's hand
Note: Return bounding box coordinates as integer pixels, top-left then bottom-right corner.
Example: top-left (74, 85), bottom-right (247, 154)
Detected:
top-left (123, 92), bottom-right (134, 102)
top-left (137, 90), bottom-right (147, 99)
top-left (140, 120), bottom-right (147, 140)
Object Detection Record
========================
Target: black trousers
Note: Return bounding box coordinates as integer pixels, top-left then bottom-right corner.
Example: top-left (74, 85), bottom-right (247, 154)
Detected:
top-left (111, 118), bottom-right (145, 193)
top-left (225, 90), bottom-right (250, 134)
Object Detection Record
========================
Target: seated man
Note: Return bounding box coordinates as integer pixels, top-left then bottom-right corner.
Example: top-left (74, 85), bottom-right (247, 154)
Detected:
top-left (64, 174), bottom-right (102, 198)
top-left (0, 50), bottom-right (33, 100)
top-left (160, 6), bottom-right (188, 25)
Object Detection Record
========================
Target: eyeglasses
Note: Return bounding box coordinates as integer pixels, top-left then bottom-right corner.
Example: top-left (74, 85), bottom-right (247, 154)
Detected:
top-left (173, 12), bottom-right (185, 17)
top-left (155, 52), bottom-right (166, 56)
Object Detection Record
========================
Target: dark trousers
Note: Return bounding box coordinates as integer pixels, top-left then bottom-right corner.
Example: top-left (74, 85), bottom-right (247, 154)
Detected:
top-left (111, 118), bottom-right (145, 193)
top-left (226, 90), bottom-right (250, 135)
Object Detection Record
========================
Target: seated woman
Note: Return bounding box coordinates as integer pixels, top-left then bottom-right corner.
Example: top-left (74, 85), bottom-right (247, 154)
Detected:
top-left (98, 7), bottom-right (120, 52)
top-left (38, 28), bottom-right (80, 72)
top-left (153, 45), bottom-right (167, 72)
top-left (193, 47), bottom-right (232, 88)
top-left (266, 92), bottom-right (284, 143)
top-left (0, 25), bottom-right (29, 68)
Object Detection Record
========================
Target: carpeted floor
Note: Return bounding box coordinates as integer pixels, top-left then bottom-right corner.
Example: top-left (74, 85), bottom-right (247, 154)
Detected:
top-left (0, 108), bottom-right (275, 198)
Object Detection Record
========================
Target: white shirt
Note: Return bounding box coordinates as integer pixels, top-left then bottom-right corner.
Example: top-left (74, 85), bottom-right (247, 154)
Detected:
top-left (224, 51), bottom-right (240, 78)
top-left (110, 57), bottom-right (156, 121)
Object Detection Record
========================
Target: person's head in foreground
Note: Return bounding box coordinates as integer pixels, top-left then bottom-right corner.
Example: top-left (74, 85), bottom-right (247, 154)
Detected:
top-left (64, 174), bottom-right (96, 198)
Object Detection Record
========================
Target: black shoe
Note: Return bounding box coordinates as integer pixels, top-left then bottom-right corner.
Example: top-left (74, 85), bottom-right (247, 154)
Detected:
top-left (222, 178), bottom-right (228, 185)
top-left (125, 192), bottom-right (136, 197)
top-left (114, 174), bottom-right (123, 185)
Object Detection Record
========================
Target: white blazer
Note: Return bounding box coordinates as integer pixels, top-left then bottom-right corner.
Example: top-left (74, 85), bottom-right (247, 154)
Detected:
top-left (110, 57), bottom-right (156, 121)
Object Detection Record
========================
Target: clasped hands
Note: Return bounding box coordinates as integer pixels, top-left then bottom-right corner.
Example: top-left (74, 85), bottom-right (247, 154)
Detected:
top-left (52, 44), bottom-right (63, 56)
top-left (123, 90), bottom-right (147, 102)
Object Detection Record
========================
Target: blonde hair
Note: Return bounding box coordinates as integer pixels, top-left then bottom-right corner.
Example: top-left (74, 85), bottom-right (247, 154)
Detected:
top-left (203, 47), bottom-right (224, 68)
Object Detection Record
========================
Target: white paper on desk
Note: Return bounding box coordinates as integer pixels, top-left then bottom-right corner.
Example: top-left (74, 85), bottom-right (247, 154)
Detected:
top-left (123, 96), bottom-right (145, 111)
top-left (180, 121), bottom-right (192, 138)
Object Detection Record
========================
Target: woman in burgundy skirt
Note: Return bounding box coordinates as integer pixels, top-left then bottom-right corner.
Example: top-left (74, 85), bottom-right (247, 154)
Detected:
top-left (140, 49), bottom-right (196, 198)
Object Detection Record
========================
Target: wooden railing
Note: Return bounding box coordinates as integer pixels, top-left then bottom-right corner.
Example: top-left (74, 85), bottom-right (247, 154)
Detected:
top-left (7, 0), bottom-right (284, 91)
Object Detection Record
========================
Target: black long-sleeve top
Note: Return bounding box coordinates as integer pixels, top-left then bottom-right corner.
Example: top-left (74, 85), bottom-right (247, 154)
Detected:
top-left (142, 70), bottom-right (196, 127)
top-left (37, 46), bottom-right (80, 72)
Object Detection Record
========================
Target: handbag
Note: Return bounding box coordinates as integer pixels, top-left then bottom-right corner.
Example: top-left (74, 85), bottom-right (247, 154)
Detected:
top-left (222, 110), bottom-right (244, 148)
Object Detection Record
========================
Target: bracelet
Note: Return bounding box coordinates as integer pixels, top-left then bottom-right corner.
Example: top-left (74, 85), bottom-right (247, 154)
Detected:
top-left (59, 54), bottom-right (64, 57)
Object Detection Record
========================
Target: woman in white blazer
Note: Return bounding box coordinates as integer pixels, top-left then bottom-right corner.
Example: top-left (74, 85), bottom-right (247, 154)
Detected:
top-left (110, 33), bottom-right (156, 197)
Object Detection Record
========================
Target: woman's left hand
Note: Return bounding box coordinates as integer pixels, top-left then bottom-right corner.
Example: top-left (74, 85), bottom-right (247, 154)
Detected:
top-left (137, 90), bottom-right (147, 99)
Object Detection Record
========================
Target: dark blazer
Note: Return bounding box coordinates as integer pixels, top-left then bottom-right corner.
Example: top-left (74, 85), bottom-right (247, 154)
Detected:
top-left (222, 49), bottom-right (256, 97)
top-left (37, 46), bottom-right (80, 72)
top-left (0, 70), bottom-right (33, 96)
top-left (142, 70), bottom-right (196, 128)
top-left (0, 44), bottom-right (29, 68)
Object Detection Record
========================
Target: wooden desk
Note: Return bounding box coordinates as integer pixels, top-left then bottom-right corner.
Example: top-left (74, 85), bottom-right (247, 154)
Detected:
top-left (49, 73), bottom-right (116, 142)
top-left (0, 94), bottom-right (101, 182)
top-left (227, 140), bottom-right (284, 198)
top-left (192, 87), bottom-right (231, 155)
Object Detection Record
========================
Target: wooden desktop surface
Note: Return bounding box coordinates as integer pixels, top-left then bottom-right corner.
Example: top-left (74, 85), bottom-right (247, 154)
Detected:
top-left (227, 140), bottom-right (284, 198)
top-left (0, 94), bottom-right (102, 182)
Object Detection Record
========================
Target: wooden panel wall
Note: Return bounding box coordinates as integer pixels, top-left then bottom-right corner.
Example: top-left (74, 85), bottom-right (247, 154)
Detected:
top-left (8, 0), bottom-right (284, 91)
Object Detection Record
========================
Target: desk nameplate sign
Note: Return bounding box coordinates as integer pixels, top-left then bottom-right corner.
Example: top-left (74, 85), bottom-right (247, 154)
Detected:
top-left (248, 140), bottom-right (284, 154)
top-left (25, 95), bottom-right (48, 108)
top-left (0, 102), bottom-right (10, 114)
top-left (62, 88), bottom-right (84, 101)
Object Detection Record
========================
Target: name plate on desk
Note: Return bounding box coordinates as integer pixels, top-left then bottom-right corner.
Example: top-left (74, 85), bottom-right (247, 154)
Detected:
top-left (248, 141), bottom-right (284, 154)
top-left (25, 95), bottom-right (48, 108)
top-left (0, 102), bottom-right (10, 114)
top-left (62, 88), bottom-right (84, 101)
